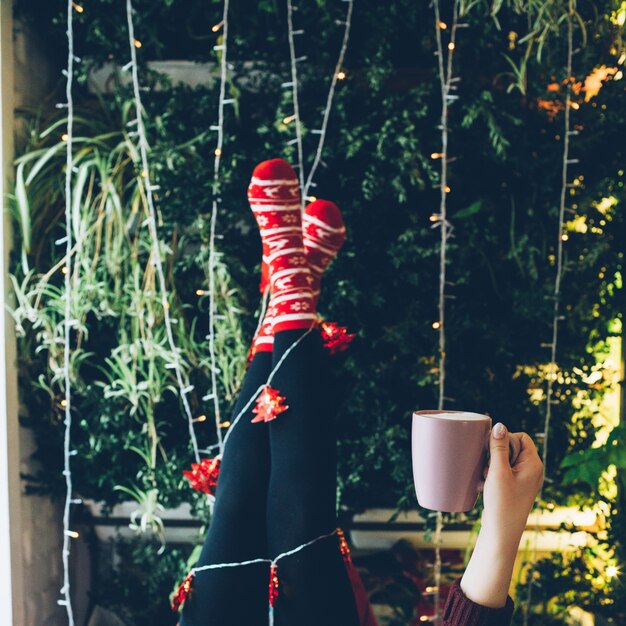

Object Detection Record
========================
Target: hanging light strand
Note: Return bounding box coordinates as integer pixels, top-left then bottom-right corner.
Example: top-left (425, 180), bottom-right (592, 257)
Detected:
top-left (430, 0), bottom-right (461, 622)
top-left (302, 0), bottom-right (354, 200)
top-left (286, 0), bottom-right (306, 208)
top-left (59, 0), bottom-right (77, 622)
top-left (125, 0), bottom-right (200, 463)
top-left (207, 0), bottom-right (231, 455)
top-left (523, 3), bottom-right (575, 622)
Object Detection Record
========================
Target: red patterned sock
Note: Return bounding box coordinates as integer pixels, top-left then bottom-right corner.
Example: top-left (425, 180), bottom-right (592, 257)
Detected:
top-left (248, 159), bottom-right (316, 343)
top-left (303, 199), bottom-right (346, 306)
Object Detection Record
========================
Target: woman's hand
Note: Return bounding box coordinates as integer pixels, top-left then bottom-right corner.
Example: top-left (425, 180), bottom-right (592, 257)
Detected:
top-left (460, 424), bottom-right (544, 608)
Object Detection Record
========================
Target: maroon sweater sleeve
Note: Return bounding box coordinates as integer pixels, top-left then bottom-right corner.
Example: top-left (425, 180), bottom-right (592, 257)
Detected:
top-left (442, 579), bottom-right (514, 626)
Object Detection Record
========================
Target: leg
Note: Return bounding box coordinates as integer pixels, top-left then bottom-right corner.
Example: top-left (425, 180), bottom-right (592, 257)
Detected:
top-left (266, 330), bottom-right (360, 626)
top-left (247, 158), bottom-right (362, 625)
top-left (180, 352), bottom-right (271, 626)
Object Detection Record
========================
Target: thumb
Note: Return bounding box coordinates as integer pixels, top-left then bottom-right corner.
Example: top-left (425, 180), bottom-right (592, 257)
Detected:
top-left (490, 422), bottom-right (511, 471)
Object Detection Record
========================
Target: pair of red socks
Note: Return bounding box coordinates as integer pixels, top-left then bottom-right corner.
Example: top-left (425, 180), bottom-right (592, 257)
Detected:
top-left (247, 159), bottom-right (346, 355)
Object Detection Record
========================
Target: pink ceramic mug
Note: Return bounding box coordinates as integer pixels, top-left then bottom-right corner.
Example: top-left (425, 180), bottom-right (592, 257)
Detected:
top-left (411, 410), bottom-right (491, 513)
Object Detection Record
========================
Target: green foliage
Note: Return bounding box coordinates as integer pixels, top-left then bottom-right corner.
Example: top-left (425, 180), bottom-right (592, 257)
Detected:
top-left (12, 0), bottom-right (626, 623)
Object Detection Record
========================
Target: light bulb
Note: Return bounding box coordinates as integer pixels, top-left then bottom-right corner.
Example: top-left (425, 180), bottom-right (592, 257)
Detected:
top-left (133, 39), bottom-right (142, 49)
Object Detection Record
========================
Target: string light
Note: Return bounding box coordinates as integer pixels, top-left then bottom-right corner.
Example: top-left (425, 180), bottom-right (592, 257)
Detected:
top-left (524, 3), bottom-right (576, 623)
top-left (71, 2), bottom-right (83, 13)
top-left (132, 38), bottom-right (142, 49)
top-left (195, 289), bottom-right (206, 296)
top-left (283, 114), bottom-right (297, 124)
top-left (286, 0), bottom-right (305, 207)
top-left (300, 0), bottom-right (355, 203)
top-left (212, 20), bottom-right (224, 32)
top-left (430, 0), bottom-right (461, 620)
top-left (193, 415), bottom-right (207, 423)
top-left (206, 0), bottom-right (231, 456)
top-left (336, 70), bottom-right (347, 80)
top-left (188, 526), bottom-right (341, 626)
top-left (125, 0), bottom-right (201, 467)
top-left (61, 134), bottom-right (69, 142)
top-left (60, 1), bottom-right (76, 623)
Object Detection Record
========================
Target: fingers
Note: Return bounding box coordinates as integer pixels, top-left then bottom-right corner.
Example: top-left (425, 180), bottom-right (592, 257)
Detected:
top-left (489, 422), bottom-right (511, 472)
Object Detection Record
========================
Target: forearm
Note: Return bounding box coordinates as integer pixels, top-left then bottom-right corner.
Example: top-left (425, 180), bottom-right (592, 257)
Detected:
top-left (460, 518), bottom-right (523, 608)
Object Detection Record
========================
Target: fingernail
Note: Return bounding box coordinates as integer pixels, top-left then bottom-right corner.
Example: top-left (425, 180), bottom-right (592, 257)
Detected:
top-left (493, 422), bottom-right (507, 439)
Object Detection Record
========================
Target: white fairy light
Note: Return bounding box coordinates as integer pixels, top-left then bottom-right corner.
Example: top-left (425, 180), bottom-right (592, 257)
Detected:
top-left (207, 0), bottom-right (231, 454)
top-left (187, 525), bottom-right (341, 626)
top-left (523, 4), bottom-right (575, 622)
top-left (303, 0), bottom-right (354, 201)
top-left (59, 2), bottom-right (77, 622)
top-left (286, 0), bottom-right (355, 209)
top-left (286, 0), bottom-right (306, 207)
top-left (125, 0), bottom-right (200, 463)
top-left (431, 0), bottom-right (461, 621)
top-left (222, 326), bottom-right (315, 449)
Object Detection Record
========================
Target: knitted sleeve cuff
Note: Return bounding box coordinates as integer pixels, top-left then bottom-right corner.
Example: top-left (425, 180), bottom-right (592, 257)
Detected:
top-left (442, 579), bottom-right (514, 626)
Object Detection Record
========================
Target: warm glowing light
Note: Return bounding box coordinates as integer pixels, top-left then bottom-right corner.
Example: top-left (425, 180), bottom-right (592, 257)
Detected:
top-left (425, 585), bottom-right (438, 592)
top-left (420, 617), bottom-right (430, 623)
top-left (307, 196), bottom-right (317, 202)
top-left (606, 565), bottom-right (619, 578)
top-left (429, 214), bottom-right (441, 222)
top-left (133, 38), bottom-right (142, 49)
top-left (431, 152), bottom-right (443, 159)
top-left (60, 399), bottom-right (68, 408)
top-left (66, 530), bottom-right (80, 538)
top-left (448, 42), bottom-right (455, 51)
top-left (62, 266), bottom-right (69, 274)
top-left (220, 421), bottom-right (231, 428)
top-left (438, 21), bottom-right (447, 29)
top-left (195, 289), bottom-right (206, 296)
top-left (212, 21), bottom-right (224, 32)
top-left (561, 233), bottom-right (569, 241)
top-left (432, 321), bottom-right (441, 330)
top-left (72, 2), bottom-right (84, 13)
top-left (194, 415), bottom-right (207, 423)
top-left (444, 185), bottom-right (451, 193)
top-left (570, 102), bottom-right (580, 110)
top-left (214, 148), bottom-right (222, 157)
top-left (336, 71), bottom-right (347, 80)
top-left (61, 133), bottom-right (69, 142)
top-left (615, 70), bottom-right (623, 80)
top-left (283, 114), bottom-right (297, 124)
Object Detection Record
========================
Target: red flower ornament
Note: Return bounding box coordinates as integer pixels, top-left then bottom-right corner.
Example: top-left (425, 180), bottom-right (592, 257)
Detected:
top-left (269, 563), bottom-right (280, 607)
top-left (319, 321), bottom-right (356, 355)
top-left (183, 457), bottom-right (221, 496)
top-left (337, 528), bottom-right (353, 566)
top-left (171, 573), bottom-right (194, 612)
top-left (251, 386), bottom-right (288, 423)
